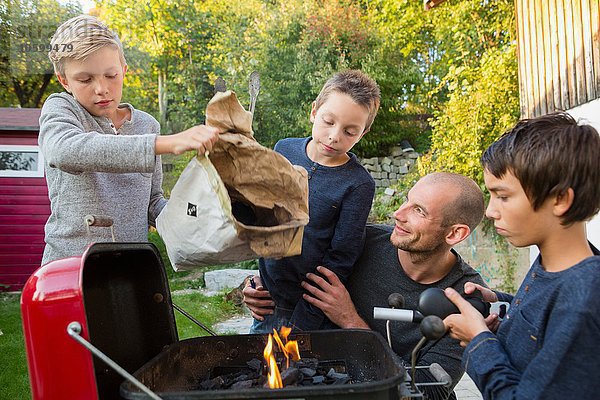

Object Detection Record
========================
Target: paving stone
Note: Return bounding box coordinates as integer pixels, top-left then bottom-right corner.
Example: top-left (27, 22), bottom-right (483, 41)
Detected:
top-left (204, 269), bottom-right (259, 292)
top-left (214, 315), bottom-right (253, 334)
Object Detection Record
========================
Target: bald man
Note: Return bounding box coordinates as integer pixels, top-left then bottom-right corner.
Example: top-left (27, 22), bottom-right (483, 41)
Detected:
top-left (244, 173), bottom-right (489, 400)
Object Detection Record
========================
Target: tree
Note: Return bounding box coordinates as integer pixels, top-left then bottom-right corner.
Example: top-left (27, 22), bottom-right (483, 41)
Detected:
top-left (97, 0), bottom-right (263, 131)
top-left (419, 45), bottom-right (520, 182)
top-left (417, 0), bottom-right (519, 183)
top-left (0, 0), bottom-right (81, 107)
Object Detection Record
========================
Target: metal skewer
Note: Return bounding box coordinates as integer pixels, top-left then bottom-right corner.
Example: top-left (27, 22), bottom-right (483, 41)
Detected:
top-left (249, 71), bottom-right (260, 115)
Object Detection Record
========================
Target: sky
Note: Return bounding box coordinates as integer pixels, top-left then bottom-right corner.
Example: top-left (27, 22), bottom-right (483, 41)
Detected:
top-left (57, 0), bottom-right (96, 14)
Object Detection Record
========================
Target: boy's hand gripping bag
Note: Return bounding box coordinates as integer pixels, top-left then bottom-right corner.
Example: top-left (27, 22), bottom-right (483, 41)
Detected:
top-left (156, 91), bottom-right (309, 270)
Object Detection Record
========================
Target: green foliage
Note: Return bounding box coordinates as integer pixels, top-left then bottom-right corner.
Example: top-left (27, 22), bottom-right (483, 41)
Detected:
top-left (0, 0), bottom-right (81, 107)
top-left (369, 168), bottom-right (422, 224)
top-left (94, 0), bottom-right (435, 156)
top-left (419, 44), bottom-right (520, 183)
top-left (417, 0), bottom-right (520, 184)
top-left (97, 0), bottom-right (263, 129)
top-left (4, 0), bottom-right (521, 166)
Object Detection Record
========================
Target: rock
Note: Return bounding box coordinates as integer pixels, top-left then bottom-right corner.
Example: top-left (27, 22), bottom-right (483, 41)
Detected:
top-left (391, 148), bottom-right (404, 157)
top-left (364, 164), bottom-right (377, 171)
top-left (393, 158), bottom-right (406, 167)
top-left (204, 268), bottom-right (259, 292)
top-left (362, 157), bottom-right (378, 165)
top-left (213, 316), bottom-right (254, 334)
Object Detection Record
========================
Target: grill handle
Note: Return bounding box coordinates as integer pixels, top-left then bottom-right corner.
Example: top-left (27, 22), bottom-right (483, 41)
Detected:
top-left (84, 215), bottom-right (115, 242)
top-left (67, 321), bottom-right (162, 400)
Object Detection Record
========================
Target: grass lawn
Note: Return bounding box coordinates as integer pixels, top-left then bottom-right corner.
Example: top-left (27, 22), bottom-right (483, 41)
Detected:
top-left (0, 293), bottom-right (29, 400)
top-left (0, 285), bottom-right (243, 400)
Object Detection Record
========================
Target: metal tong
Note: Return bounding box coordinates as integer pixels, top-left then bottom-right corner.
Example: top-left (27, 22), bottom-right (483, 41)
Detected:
top-left (213, 72), bottom-right (260, 115)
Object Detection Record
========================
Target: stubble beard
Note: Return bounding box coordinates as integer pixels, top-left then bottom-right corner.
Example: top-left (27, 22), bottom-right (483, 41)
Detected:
top-left (390, 230), bottom-right (447, 263)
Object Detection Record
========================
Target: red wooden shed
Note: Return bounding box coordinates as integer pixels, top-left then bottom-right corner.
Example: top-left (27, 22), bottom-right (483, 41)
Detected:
top-left (0, 108), bottom-right (49, 291)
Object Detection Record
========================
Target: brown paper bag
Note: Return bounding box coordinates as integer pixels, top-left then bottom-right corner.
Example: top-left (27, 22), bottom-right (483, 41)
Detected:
top-left (156, 91), bottom-right (309, 270)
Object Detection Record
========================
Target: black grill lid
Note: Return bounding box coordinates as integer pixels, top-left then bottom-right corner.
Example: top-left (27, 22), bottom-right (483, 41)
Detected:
top-left (82, 242), bottom-right (178, 400)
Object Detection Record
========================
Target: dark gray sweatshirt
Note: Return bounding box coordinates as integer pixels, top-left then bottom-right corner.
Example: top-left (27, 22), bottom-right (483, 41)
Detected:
top-left (347, 224), bottom-right (486, 400)
top-left (38, 92), bottom-right (167, 264)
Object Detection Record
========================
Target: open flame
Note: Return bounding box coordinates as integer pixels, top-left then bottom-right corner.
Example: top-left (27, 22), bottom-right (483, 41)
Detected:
top-left (263, 326), bottom-right (301, 388)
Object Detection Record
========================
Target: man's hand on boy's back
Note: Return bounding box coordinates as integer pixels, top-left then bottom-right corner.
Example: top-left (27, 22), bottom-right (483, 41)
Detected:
top-left (302, 266), bottom-right (369, 329)
top-left (242, 275), bottom-right (275, 321)
top-left (155, 125), bottom-right (220, 155)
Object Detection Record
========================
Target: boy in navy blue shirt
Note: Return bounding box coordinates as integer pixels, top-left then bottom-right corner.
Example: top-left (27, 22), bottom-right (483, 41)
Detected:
top-left (248, 70), bottom-right (380, 332)
top-left (443, 113), bottom-right (600, 399)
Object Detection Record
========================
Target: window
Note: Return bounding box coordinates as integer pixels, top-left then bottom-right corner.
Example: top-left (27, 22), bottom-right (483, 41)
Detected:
top-left (0, 145), bottom-right (44, 177)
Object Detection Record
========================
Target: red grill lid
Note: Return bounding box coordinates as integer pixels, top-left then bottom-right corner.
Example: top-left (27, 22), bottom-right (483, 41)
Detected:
top-left (22, 242), bottom-right (178, 400)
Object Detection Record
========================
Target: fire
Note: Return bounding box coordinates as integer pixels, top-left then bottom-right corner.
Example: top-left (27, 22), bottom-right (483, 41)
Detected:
top-left (263, 326), bottom-right (301, 388)
top-left (263, 334), bottom-right (283, 388)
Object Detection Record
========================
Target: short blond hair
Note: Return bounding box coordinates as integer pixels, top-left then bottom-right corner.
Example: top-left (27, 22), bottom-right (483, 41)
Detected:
top-left (314, 70), bottom-right (381, 134)
top-left (49, 15), bottom-right (126, 76)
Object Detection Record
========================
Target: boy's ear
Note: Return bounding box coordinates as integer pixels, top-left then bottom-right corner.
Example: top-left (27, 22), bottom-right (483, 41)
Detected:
top-left (553, 188), bottom-right (575, 217)
top-left (310, 101), bottom-right (317, 123)
top-left (445, 224), bottom-right (471, 246)
top-left (122, 64), bottom-right (128, 76)
top-left (56, 73), bottom-right (71, 93)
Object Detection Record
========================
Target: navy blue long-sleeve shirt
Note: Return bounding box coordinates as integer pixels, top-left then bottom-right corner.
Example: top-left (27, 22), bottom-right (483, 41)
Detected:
top-left (259, 137), bottom-right (375, 331)
top-left (463, 244), bottom-right (600, 399)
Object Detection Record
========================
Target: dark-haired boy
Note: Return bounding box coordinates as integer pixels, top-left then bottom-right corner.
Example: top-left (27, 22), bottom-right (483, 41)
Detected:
top-left (444, 112), bottom-right (600, 399)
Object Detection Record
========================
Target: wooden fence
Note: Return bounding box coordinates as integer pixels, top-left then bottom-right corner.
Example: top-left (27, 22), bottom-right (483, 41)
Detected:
top-left (515, 0), bottom-right (600, 117)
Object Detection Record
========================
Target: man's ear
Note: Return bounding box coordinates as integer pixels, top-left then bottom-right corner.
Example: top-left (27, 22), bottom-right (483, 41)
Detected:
top-left (553, 188), bottom-right (575, 217)
top-left (56, 73), bottom-right (70, 93)
top-left (445, 224), bottom-right (471, 246)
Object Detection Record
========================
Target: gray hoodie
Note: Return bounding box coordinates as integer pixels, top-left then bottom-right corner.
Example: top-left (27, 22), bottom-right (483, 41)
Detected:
top-left (38, 92), bottom-right (167, 264)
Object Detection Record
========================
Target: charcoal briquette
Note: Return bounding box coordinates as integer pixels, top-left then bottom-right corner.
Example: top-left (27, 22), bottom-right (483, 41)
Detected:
top-left (230, 380), bottom-right (253, 390)
top-left (299, 367), bottom-right (316, 377)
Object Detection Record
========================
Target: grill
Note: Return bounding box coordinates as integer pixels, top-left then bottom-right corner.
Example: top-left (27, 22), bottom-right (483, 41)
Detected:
top-left (21, 242), bottom-right (422, 400)
top-left (121, 330), bottom-right (405, 400)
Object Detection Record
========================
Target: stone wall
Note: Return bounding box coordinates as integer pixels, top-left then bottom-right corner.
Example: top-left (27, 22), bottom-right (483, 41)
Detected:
top-left (360, 145), bottom-right (419, 188)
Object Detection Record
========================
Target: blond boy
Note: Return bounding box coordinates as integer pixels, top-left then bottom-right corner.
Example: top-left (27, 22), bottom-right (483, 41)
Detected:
top-left (39, 15), bottom-right (219, 264)
top-left (245, 70), bottom-right (381, 332)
